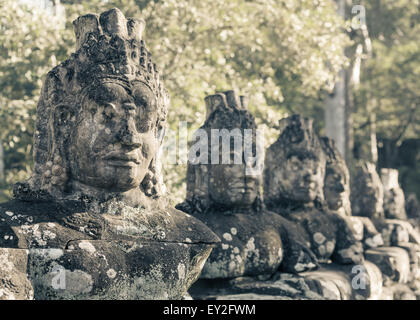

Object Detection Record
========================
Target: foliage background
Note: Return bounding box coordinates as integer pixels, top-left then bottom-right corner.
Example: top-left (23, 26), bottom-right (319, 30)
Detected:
top-left (0, 0), bottom-right (418, 204)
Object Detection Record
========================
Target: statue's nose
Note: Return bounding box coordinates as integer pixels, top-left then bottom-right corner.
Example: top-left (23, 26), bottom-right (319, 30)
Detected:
top-left (117, 117), bottom-right (141, 148)
top-left (336, 183), bottom-right (345, 192)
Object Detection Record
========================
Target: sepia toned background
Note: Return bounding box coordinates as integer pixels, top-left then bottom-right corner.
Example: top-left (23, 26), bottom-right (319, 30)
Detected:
top-left (0, 0), bottom-right (419, 205)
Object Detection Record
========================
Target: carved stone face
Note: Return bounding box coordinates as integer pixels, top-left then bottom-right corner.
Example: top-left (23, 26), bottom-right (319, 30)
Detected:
top-left (351, 163), bottom-right (384, 219)
top-left (324, 166), bottom-right (347, 211)
top-left (274, 153), bottom-right (324, 202)
top-left (208, 163), bottom-right (258, 209)
top-left (361, 174), bottom-right (382, 213)
top-left (68, 81), bottom-right (159, 192)
top-left (381, 169), bottom-right (407, 220)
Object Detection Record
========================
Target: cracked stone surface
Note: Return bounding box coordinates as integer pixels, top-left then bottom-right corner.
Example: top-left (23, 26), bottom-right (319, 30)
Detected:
top-left (0, 8), bottom-right (218, 300)
top-left (264, 115), bottom-right (363, 265)
top-left (177, 93), bottom-right (318, 280)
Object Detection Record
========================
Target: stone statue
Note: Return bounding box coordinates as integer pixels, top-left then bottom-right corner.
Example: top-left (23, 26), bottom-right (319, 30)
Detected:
top-left (319, 137), bottom-right (351, 218)
top-left (406, 193), bottom-right (420, 221)
top-left (351, 162), bottom-right (420, 294)
top-left (0, 8), bottom-right (218, 300)
top-left (351, 162), bottom-right (420, 247)
top-left (320, 137), bottom-right (384, 249)
top-left (406, 193), bottom-right (420, 234)
top-left (177, 91), bottom-right (318, 281)
top-left (351, 162), bottom-right (385, 221)
top-left (264, 115), bottom-right (363, 265)
top-left (381, 168), bottom-right (408, 220)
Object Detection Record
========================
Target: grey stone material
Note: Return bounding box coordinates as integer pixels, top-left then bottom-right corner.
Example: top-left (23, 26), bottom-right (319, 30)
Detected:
top-left (350, 163), bottom-right (420, 293)
top-left (320, 137), bottom-right (384, 249)
top-left (381, 168), bottom-right (408, 220)
top-left (0, 8), bottom-right (219, 300)
top-left (189, 275), bottom-right (327, 300)
top-left (350, 161), bottom-right (420, 255)
top-left (365, 247), bottom-right (411, 284)
top-left (351, 162), bottom-right (385, 220)
top-left (320, 138), bottom-right (419, 296)
top-left (406, 193), bottom-right (420, 220)
top-left (190, 261), bottom-right (383, 300)
top-left (177, 92), bottom-right (319, 279)
top-left (264, 115), bottom-right (363, 265)
top-left (300, 261), bottom-right (383, 300)
top-left (406, 193), bottom-right (420, 235)
top-left (320, 137), bottom-right (351, 217)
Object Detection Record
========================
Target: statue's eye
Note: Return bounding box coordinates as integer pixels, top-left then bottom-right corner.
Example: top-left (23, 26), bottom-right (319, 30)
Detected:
top-left (288, 156), bottom-right (301, 171)
top-left (102, 103), bottom-right (116, 121)
top-left (136, 96), bottom-right (149, 107)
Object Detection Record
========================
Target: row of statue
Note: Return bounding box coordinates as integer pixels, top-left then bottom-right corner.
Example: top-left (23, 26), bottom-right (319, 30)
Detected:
top-left (0, 8), bottom-right (419, 300)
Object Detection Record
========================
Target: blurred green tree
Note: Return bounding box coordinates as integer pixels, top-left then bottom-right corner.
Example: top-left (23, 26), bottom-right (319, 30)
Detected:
top-left (353, 0), bottom-right (420, 197)
top-left (355, 0), bottom-right (420, 158)
top-left (0, 0), bottom-right (70, 199)
top-left (0, 0), bottom-right (349, 203)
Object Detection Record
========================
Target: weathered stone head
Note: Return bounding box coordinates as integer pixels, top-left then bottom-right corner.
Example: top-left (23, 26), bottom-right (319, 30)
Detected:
top-left (181, 90), bottom-right (263, 214)
top-left (264, 115), bottom-right (325, 208)
top-left (381, 168), bottom-right (407, 220)
top-left (351, 162), bottom-right (384, 220)
top-left (406, 193), bottom-right (420, 220)
top-left (17, 8), bottom-right (168, 204)
top-left (320, 137), bottom-right (351, 217)
top-left (178, 93), bottom-right (319, 279)
top-left (1, 9), bottom-right (220, 300)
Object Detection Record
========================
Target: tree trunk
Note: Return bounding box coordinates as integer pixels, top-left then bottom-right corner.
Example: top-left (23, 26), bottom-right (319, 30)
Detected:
top-left (369, 103), bottom-right (378, 165)
top-left (325, 69), bottom-right (347, 159)
top-left (325, 0), bottom-right (347, 159)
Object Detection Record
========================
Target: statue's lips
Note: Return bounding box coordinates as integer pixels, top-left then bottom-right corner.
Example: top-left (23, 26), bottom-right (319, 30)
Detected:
top-left (102, 152), bottom-right (140, 166)
top-left (230, 187), bottom-right (254, 193)
top-left (297, 181), bottom-right (317, 190)
top-left (229, 182), bottom-right (256, 193)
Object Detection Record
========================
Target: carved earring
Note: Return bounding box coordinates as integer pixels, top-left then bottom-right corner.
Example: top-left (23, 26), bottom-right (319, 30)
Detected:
top-left (141, 170), bottom-right (155, 196)
top-left (141, 158), bottom-right (165, 198)
top-left (43, 152), bottom-right (68, 192)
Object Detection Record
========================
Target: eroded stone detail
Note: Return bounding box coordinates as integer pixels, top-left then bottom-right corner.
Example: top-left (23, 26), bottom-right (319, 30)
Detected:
top-left (350, 162), bottom-right (420, 297)
top-left (0, 8), bottom-right (218, 300)
top-left (351, 162), bottom-right (385, 220)
top-left (320, 137), bottom-right (351, 218)
top-left (264, 115), bottom-right (363, 265)
top-left (381, 168), bottom-right (407, 220)
top-left (320, 137), bottom-right (385, 250)
top-left (177, 93), bottom-right (319, 282)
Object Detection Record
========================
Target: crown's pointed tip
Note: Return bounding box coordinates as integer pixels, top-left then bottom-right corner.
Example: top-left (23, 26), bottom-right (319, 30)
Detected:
top-left (127, 18), bottom-right (146, 42)
top-left (223, 90), bottom-right (241, 110)
top-left (73, 13), bottom-right (101, 50)
top-left (99, 7), bottom-right (128, 38)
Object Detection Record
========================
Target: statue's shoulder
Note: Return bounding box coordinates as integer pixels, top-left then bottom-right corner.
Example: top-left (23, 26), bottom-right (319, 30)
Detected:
top-left (0, 199), bottom-right (94, 249)
top-left (0, 199), bottom-right (52, 248)
top-left (0, 199), bottom-right (53, 223)
top-left (163, 206), bottom-right (220, 244)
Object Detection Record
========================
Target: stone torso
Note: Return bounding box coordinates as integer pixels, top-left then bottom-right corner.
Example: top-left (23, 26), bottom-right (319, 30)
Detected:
top-left (0, 8), bottom-right (219, 300)
top-left (0, 198), bottom-right (218, 299)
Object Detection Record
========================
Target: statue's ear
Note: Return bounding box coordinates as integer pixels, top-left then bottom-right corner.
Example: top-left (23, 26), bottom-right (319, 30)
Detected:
top-left (51, 105), bottom-right (76, 139)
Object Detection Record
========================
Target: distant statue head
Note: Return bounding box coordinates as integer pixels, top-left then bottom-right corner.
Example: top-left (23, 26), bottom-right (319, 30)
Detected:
top-left (180, 90), bottom-right (264, 214)
top-left (381, 168), bottom-right (407, 220)
top-left (16, 8), bottom-right (169, 202)
top-left (264, 115), bottom-right (325, 208)
top-left (351, 162), bottom-right (384, 220)
top-left (320, 137), bottom-right (351, 216)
